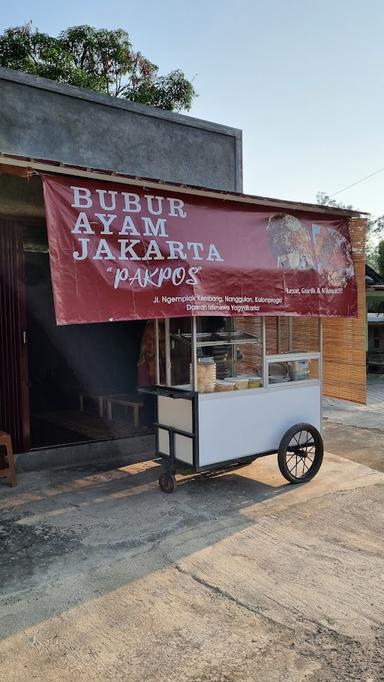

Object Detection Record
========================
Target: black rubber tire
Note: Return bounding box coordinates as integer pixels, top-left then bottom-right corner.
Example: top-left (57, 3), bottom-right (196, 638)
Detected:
top-left (159, 472), bottom-right (176, 493)
top-left (277, 423), bottom-right (323, 484)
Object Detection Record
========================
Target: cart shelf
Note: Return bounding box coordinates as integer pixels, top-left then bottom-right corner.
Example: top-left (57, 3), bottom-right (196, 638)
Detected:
top-left (171, 330), bottom-right (262, 347)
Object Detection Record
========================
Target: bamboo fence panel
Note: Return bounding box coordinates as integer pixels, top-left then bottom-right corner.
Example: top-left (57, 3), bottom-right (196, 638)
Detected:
top-left (322, 218), bottom-right (367, 404)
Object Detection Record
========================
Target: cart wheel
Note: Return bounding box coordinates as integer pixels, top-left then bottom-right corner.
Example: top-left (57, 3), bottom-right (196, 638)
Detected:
top-left (159, 472), bottom-right (176, 493)
top-left (278, 423), bottom-right (323, 484)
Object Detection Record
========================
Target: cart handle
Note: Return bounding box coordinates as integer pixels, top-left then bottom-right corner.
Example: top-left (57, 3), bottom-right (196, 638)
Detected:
top-left (154, 422), bottom-right (195, 439)
top-left (138, 385), bottom-right (196, 400)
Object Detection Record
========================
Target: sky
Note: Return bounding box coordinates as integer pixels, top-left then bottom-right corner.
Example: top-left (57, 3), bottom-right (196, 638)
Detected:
top-left (1, 0), bottom-right (384, 219)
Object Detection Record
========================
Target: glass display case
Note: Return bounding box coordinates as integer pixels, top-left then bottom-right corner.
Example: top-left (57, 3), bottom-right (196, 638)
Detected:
top-left (167, 316), bottom-right (263, 391)
top-left (142, 315), bottom-right (324, 492)
top-left (156, 315), bottom-right (320, 393)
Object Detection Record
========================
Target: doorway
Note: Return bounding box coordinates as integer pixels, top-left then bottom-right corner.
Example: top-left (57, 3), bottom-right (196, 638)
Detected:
top-left (24, 228), bottom-right (152, 449)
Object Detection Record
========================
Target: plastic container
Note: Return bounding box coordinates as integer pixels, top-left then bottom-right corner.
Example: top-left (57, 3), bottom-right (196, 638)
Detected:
top-left (288, 360), bottom-right (309, 381)
top-left (224, 376), bottom-right (249, 390)
top-left (190, 358), bottom-right (216, 393)
top-left (247, 376), bottom-right (263, 388)
top-left (269, 362), bottom-right (290, 384)
top-left (215, 380), bottom-right (235, 392)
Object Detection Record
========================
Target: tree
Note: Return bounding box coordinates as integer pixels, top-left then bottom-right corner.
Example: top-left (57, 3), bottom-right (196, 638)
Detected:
top-left (377, 240), bottom-right (384, 276)
top-left (0, 23), bottom-right (196, 112)
top-left (316, 191), bottom-right (384, 270)
top-left (315, 192), bottom-right (354, 211)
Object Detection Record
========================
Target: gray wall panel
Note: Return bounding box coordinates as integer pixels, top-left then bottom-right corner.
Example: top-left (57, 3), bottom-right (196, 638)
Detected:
top-left (0, 68), bottom-right (242, 192)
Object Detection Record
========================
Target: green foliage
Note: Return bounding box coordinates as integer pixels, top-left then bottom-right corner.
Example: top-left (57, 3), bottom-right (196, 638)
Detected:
top-left (0, 23), bottom-right (196, 111)
top-left (316, 191), bottom-right (384, 270)
top-left (315, 192), bottom-right (354, 211)
top-left (366, 217), bottom-right (384, 270)
top-left (366, 243), bottom-right (378, 270)
top-left (377, 240), bottom-right (384, 276)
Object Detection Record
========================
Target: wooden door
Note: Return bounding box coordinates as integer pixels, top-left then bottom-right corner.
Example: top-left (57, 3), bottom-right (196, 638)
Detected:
top-left (0, 218), bottom-right (30, 451)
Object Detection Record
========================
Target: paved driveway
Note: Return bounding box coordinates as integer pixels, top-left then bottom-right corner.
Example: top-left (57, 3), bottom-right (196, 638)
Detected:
top-left (1, 450), bottom-right (384, 681)
top-left (323, 376), bottom-right (384, 430)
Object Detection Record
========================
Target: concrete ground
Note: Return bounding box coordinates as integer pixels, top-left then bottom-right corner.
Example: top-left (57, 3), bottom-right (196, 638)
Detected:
top-left (324, 422), bottom-right (384, 473)
top-left (323, 374), bottom-right (384, 473)
top-left (1, 438), bottom-right (384, 681)
top-left (323, 374), bottom-right (384, 431)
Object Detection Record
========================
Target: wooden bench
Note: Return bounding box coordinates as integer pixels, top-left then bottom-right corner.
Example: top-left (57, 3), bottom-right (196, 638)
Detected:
top-left (105, 397), bottom-right (144, 427)
top-left (79, 392), bottom-right (137, 417)
top-left (79, 392), bottom-right (110, 417)
top-left (0, 431), bottom-right (17, 487)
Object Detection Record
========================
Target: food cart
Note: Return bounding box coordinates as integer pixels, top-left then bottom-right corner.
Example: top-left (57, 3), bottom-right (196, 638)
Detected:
top-left (143, 314), bottom-right (324, 492)
top-left (41, 174), bottom-right (361, 493)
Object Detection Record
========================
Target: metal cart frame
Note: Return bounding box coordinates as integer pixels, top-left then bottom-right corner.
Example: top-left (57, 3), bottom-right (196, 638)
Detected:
top-left (140, 315), bottom-right (324, 492)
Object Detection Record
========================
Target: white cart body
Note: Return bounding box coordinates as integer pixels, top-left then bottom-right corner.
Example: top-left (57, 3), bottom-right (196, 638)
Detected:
top-left (152, 316), bottom-right (322, 471)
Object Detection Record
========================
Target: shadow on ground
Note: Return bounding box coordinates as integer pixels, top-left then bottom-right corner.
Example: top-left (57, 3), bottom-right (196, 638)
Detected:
top-left (0, 452), bottom-right (293, 638)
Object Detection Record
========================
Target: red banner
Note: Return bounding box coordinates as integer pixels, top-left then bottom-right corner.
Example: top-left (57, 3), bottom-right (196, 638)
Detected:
top-left (42, 175), bottom-right (357, 325)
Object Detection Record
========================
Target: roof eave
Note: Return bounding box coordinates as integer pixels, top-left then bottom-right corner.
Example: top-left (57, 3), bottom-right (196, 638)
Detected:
top-left (0, 152), bottom-right (365, 219)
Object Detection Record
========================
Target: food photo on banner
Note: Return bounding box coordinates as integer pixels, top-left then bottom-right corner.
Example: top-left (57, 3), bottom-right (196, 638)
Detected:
top-left (42, 174), bottom-right (357, 325)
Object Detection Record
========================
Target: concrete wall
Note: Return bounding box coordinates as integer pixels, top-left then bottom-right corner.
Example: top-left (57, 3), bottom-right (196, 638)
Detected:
top-left (0, 68), bottom-right (243, 462)
top-left (0, 68), bottom-right (242, 192)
